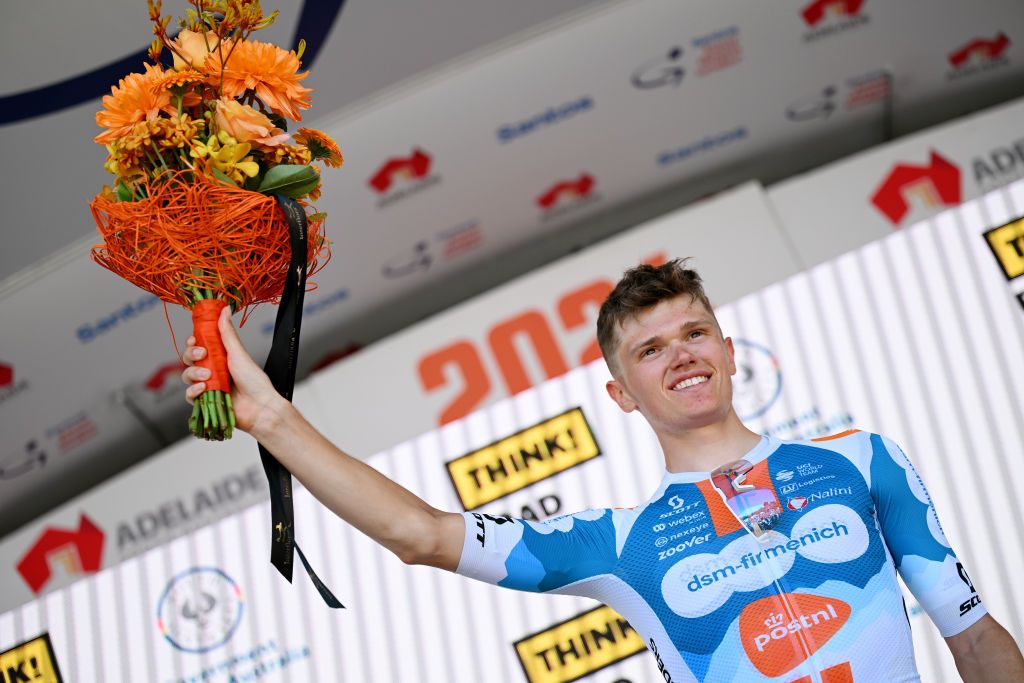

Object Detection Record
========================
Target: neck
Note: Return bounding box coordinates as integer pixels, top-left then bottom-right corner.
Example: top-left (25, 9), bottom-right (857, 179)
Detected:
top-left (659, 412), bottom-right (763, 473)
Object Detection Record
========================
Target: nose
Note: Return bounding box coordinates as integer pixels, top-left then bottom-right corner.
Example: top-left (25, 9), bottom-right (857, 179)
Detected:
top-left (668, 338), bottom-right (696, 367)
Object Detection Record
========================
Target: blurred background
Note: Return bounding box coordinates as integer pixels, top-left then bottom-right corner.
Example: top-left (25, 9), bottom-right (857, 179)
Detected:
top-left (2, 1), bottom-right (1023, 681)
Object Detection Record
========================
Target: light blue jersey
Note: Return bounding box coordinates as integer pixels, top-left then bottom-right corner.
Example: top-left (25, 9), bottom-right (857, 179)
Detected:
top-left (457, 431), bottom-right (985, 682)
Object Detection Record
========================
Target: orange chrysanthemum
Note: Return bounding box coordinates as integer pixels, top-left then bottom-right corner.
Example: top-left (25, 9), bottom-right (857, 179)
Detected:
top-left (213, 39), bottom-right (312, 121)
top-left (295, 128), bottom-right (343, 168)
top-left (94, 63), bottom-right (175, 144)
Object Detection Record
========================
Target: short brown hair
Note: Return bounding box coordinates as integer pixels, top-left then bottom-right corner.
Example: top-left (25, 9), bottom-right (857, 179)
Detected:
top-left (597, 259), bottom-right (715, 369)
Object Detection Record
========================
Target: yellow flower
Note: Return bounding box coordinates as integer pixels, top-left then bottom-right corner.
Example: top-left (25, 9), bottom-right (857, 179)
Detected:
top-left (191, 131), bottom-right (259, 184)
top-left (214, 98), bottom-right (289, 148)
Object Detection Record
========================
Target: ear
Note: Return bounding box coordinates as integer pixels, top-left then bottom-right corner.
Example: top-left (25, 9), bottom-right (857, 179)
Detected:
top-left (724, 336), bottom-right (737, 376)
top-left (606, 379), bottom-right (638, 413)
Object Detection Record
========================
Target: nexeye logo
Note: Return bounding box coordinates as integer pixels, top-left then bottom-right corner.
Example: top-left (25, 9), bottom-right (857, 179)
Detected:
top-left (870, 150), bottom-right (961, 225)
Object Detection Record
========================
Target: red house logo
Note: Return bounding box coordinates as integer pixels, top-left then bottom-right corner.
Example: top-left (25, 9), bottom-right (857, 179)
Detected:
top-left (0, 362), bottom-right (12, 388)
top-left (871, 151), bottom-right (961, 225)
top-left (536, 174), bottom-right (596, 210)
top-left (144, 361), bottom-right (187, 392)
top-left (368, 149), bottom-right (433, 193)
top-left (17, 514), bottom-right (105, 593)
top-left (948, 33), bottom-right (1011, 68)
top-left (801, 0), bottom-right (865, 27)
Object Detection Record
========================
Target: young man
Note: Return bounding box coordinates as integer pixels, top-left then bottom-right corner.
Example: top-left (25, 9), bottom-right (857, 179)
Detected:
top-left (183, 259), bottom-right (1023, 682)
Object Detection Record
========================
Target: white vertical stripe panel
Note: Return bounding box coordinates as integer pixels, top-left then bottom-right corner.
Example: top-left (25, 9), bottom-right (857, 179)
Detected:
top-left (0, 611), bottom-right (14, 652)
top-left (41, 589), bottom-right (68, 674)
top-left (67, 578), bottom-right (95, 681)
top-left (291, 486), bottom-right (338, 683)
top-left (92, 567), bottom-right (123, 681)
top-left (117, 557), bottom-right (152, 681)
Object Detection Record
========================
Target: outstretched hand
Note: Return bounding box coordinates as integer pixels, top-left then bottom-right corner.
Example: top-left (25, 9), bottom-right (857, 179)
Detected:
top-left (182, 305), bottom-right (284, 435)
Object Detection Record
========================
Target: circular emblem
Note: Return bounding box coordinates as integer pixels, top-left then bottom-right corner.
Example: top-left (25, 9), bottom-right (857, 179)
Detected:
top-left (157, 567), bottom-right (244, 653)
top-left (731, 339), bottom-right (782, 421)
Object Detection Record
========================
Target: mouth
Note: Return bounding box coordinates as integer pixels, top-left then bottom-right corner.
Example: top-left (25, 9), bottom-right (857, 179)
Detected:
top-left (671, 374), bottom-right (710, 391)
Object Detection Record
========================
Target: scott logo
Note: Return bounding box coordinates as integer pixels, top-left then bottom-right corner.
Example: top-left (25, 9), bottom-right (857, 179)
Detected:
top-left (536, 174), bottom-right (595, 210)
top-left (667, 495), bottom-right (686, 510)
top-left (870, 150), bottom-right (961, 224)
top-left (801, 0), bottom-right (864, 27)
top-left (949, 33), bottom-right (1011, 68)
top-left (368, 149), bottom-right (432, 193)
top-left (17, 514), bottom-right (105, 593)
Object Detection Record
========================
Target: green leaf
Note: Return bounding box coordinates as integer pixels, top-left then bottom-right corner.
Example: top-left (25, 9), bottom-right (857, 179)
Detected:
top-left (116, 182), bottom-right (133, 202)
top-left (211, 167), bottom-right (238, 187)
top-left (257, 164), bottom-right (319, 199)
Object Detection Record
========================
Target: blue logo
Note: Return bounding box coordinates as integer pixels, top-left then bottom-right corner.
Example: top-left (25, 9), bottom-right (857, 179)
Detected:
top-left (656, 127), bottom-right (747, 167)
top-left (157, 567), bottom-right (244, 653)
top-left (496, 96), bottom-right (594, 143)
top-left (731, 338), bottom-right (783, 421)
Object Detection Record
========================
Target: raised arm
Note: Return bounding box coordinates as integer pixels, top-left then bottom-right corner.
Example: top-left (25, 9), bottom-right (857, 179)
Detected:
top-left (182, 305), bottom-right (465, 570)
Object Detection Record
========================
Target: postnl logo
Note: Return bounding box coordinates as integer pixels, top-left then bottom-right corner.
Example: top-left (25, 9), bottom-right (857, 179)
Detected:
top-left (536, 174), bottom-right (596, 211)
top-left (16, 514), bottom-right (105, 594)
top-left (446, 407), bottom-right (600, 510)
top-left (983, 217), bottom-right (1024, 281)
top-left (739, 593), bottom-right (851, 677)
top-left (801, 0), bottom-right (864, 27)
top-left (870, 150), bottom-right (961, 225)
top-left (949, 33), bottom-right (1011, 69)
top-left (513, 605), bottom-right (644, 683)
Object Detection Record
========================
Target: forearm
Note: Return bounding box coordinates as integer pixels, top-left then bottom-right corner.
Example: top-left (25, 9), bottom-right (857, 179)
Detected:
top-left (251, 397), bottom-right (463, 569)
top-left (948, 615), bottom-right (1024, 682)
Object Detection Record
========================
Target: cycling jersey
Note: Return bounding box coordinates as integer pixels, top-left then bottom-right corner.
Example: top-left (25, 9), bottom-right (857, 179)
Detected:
top-left (456, 430), bottom-right (986, 682)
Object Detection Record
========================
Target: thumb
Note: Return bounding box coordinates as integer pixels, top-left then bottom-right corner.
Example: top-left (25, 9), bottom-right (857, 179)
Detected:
top-left (218, 305), bottom-right (260, 373)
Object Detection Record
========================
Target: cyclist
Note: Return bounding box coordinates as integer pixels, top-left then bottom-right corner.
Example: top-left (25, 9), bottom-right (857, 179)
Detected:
top-left (182, 259), bottom-right (1023, 681)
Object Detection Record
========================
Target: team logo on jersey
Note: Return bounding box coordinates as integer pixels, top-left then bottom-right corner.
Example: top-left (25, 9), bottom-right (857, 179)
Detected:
top-left (740, 593), bottom-right (851, 677)
top-left (787, 496), bottom-right (808, 510)
top-left (775, 469), bottom-right (795, 482)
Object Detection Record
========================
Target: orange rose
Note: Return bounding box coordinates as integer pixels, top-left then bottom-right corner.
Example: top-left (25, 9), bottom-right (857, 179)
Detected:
top-left (214, 98), bottom-right (290, 147)
top-left (168, 29), bottom-right (217, 70)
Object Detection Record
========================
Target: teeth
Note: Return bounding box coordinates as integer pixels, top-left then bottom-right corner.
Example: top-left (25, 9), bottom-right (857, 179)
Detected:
top-left (674, 376), bottom-right (708, 390)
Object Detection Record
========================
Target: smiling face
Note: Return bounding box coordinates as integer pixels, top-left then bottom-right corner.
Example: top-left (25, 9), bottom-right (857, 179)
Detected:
top-left (605, 294), bottom-right (738, 437)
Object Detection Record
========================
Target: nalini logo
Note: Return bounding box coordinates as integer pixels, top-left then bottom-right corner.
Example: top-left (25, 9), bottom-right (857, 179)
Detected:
top-left (367, 148), bottom-right (440, 207)
top-left (870, 150), bottom-right (961, 225)
top-left (157, 567), bottom-right (244, 653)
top-left (948, 33), bottom-right (1011, 77)
top-left (739, 593), bottom-right (851, 677)
top-left (788, 497), bottom-right (808, 510)
top-left (16, 515), bottom-right (105, 593)
top-left (535, 174), bottom-right (599, 220)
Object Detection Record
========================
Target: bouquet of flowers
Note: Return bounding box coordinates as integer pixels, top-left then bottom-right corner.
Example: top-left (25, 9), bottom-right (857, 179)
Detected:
top-left (90, 0), bottom-right (342, 440)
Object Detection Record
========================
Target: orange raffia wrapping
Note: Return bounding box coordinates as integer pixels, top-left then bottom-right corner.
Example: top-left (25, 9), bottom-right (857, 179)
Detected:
top-left (89, 170), bottom-right (329, 322)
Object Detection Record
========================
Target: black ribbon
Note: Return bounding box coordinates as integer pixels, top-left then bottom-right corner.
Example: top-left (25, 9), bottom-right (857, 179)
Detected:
top-left (258, 194), bottom-right (343, 608)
